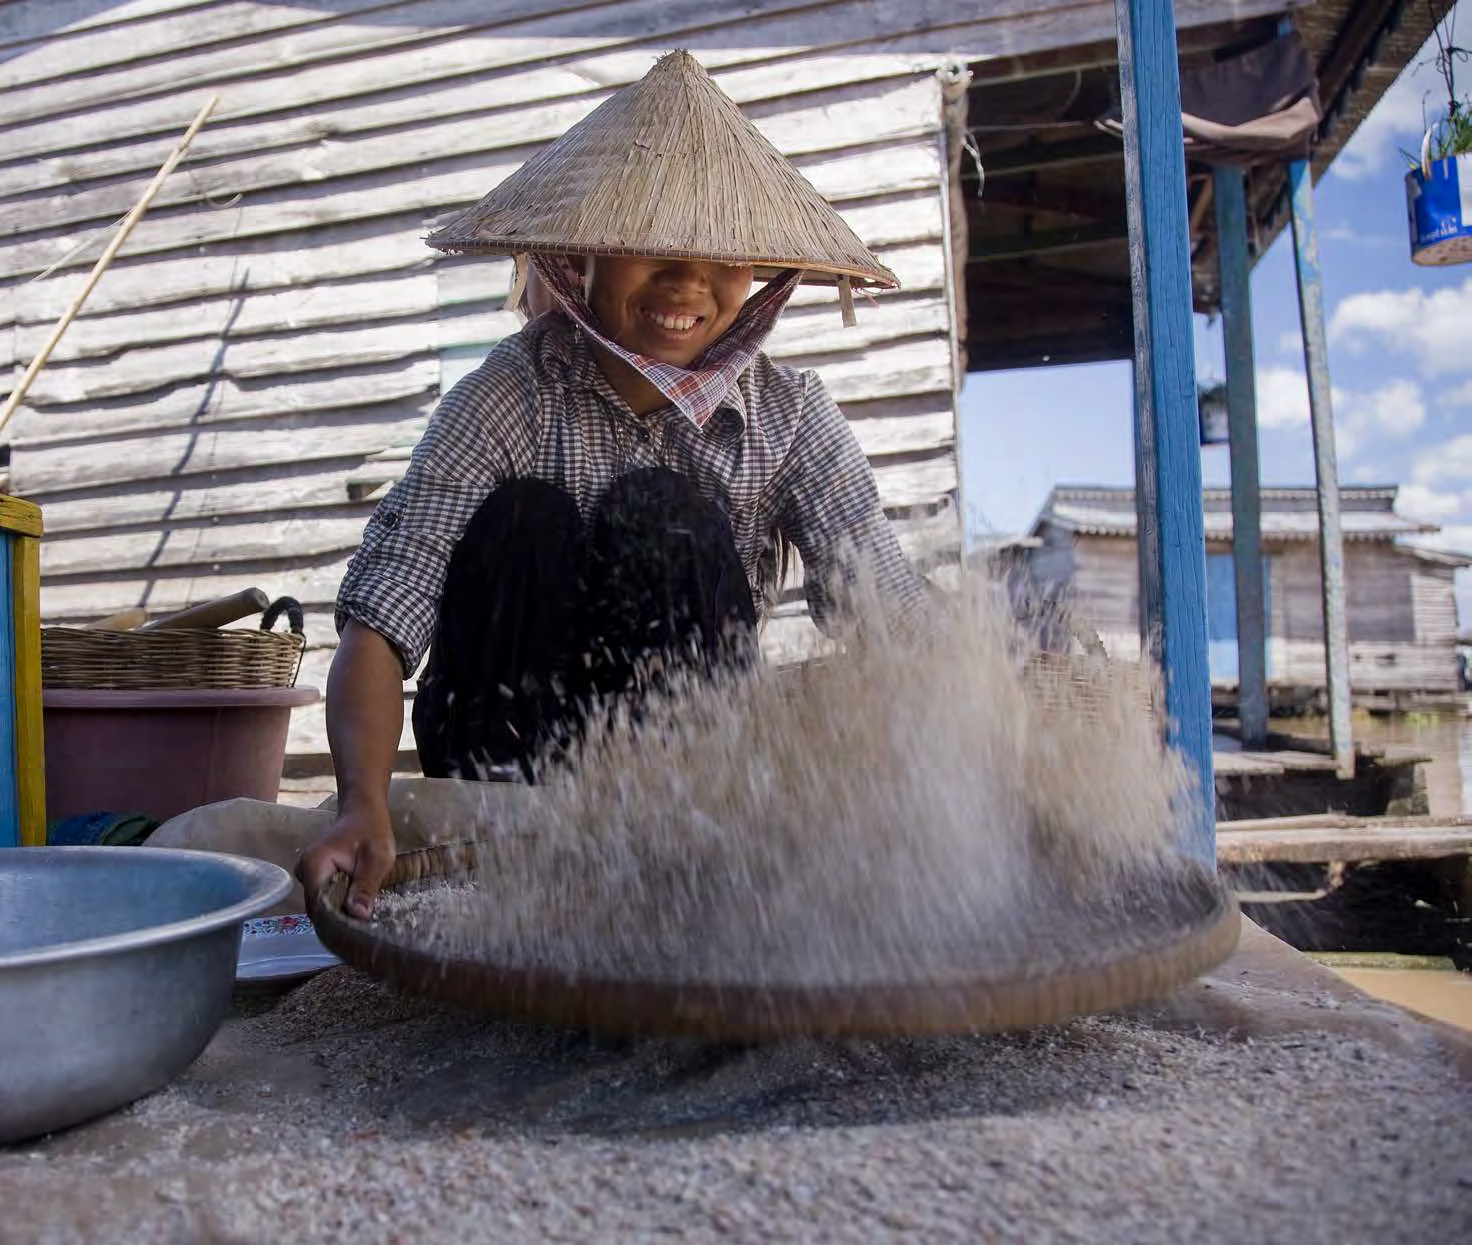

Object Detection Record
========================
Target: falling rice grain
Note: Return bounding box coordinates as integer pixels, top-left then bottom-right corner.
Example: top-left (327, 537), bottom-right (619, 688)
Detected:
top-left (370, 571), bottom-right (1198, 992)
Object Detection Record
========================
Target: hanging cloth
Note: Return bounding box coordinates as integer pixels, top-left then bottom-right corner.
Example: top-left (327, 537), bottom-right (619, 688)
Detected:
top-left (1098, 32), bottom-right (1323, 166)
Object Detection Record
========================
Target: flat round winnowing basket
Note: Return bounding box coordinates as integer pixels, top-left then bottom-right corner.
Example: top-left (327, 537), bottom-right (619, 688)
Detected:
top-left (312, 842), bottom-right (1242, 1040)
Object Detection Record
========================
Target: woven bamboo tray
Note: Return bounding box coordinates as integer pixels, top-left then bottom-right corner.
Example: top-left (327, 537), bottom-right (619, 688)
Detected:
top-left (311, 842), bottom-right (1241, 1041)
top-left (42, 595), bottom-right (306, 692)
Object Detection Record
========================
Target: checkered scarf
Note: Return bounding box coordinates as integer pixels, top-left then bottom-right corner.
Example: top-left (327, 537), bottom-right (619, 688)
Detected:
top-left (531, 255), bottom-right (801, 429)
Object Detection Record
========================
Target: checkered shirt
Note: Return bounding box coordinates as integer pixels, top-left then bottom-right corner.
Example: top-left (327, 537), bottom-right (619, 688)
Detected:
top-left (336, 314), bottom-right (931, 674)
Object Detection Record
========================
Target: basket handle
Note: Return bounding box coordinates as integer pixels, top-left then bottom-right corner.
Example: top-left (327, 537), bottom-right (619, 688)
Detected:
top-left (260, 596), bottom-right (305, 638)
top-left (261, 596), bottom-right (306, 688)
top-left (1422, 125), bottom-right (1435, 180)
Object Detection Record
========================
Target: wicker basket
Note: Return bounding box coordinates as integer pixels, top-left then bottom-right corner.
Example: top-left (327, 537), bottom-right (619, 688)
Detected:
top-left (42, 598), bottom-right (305, 691)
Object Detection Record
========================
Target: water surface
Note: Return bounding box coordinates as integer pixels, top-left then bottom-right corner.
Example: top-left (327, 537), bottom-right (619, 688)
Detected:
top-left (1291, 710), bottom-right (1472, 1030)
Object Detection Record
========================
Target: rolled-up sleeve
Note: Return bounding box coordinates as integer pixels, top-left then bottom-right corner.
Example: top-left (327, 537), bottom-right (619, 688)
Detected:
top-left (335, 342), bottom-right (539, 674)
top-left (774, 372), bottom-right (931, 634)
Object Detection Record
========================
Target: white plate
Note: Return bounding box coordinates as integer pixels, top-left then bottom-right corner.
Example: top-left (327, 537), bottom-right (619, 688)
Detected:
top-left (235, 914), bottom-right (339, 988)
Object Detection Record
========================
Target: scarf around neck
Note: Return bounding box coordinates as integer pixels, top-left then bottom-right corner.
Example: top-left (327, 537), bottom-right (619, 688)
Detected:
top-left (531, 254), bottom-right (800, 429)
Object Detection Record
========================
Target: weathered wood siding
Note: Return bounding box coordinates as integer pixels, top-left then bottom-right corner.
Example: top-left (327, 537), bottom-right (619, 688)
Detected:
top-left (0, 0), bottom-right (1290, 761)
top-left (1051, 533), bottom-right (1463, 695)
top-left (1061, 539), bottom-right (1143, 659)
top-left (1410, 560), bottom-right (1461, 646)
top-left (1268, 544), bottom-right (1463, 695)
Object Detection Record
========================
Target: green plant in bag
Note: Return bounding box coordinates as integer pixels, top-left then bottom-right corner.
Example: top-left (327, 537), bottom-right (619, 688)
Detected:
top-left (1404, 6), bottom-right (1471, 167)
top-left (1405, 102), bottom-right (1472, 168)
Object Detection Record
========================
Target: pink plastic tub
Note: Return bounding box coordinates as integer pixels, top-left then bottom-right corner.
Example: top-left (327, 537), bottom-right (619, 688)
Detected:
top-left (41, 687), bottom-right (320, 823)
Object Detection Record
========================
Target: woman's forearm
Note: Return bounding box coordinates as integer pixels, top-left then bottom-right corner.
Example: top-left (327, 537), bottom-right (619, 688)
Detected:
top-left (326, 620), bottom-right (409, 812)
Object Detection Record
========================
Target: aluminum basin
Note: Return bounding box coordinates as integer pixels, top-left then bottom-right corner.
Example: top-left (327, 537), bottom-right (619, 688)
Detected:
top-left (0, 846), bottom-right (292, 1144)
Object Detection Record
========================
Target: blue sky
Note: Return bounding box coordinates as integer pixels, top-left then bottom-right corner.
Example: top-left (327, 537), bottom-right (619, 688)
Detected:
top-left (959, 5), bottom-right (1472, 627)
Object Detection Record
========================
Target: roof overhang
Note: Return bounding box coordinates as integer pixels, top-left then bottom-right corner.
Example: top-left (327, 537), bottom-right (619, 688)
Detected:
top-left (961, 0), bottom-right (1455, 372)
top-left (1396, 543), bottom-right (1472, 569)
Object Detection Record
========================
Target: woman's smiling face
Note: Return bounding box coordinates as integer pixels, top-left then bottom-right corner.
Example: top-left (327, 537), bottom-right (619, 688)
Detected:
top-left (586, 256), bottom-right (754, 366)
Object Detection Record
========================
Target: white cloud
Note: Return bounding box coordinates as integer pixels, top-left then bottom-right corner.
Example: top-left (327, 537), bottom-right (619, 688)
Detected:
top-left (1248, 363), bottom-right (1330, 432)
top-left (1351, 378), bottom-right (1425, 436)
top-left (1445, 379), bottom-right (1472, 407)
top-left (1255, 365), bottom-right (1312, 429)
top-left (1328, 279), bottom-right (1472, 376)
top-left (1331, 33), bottom-right (1453, 182)
top-left (1252, 368), bottom-right (1425, 457)
top-left (1412, 434), bottom-right (1472, 486)
top-left (1321, 223), bottom-right (1401, 248)
top-left (1396, 482), bottom-right (1465, 520)
top-left (1419, 524), bottom-right (1472, 553)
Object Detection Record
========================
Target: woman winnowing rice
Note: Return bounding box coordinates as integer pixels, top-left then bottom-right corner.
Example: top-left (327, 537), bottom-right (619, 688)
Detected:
top-left (296, 51), bottom-right (933, 916)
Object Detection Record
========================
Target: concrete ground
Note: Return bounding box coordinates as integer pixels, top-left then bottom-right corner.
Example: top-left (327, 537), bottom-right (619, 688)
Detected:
top-left (2, 921), bottom-right (1468, 1243)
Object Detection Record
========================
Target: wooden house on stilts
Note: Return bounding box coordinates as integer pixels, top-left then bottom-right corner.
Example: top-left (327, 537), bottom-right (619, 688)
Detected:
top-left (0, 0), bottom-right (1447, 776)
top-left (1027, 486), bottom-right (1471, 709)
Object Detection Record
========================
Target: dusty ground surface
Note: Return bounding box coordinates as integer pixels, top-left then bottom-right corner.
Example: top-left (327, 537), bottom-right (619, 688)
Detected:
top-left (3, 924), bottom-right (1469, 1244)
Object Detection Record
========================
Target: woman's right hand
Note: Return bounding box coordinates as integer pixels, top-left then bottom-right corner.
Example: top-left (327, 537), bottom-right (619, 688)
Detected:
top-left (306, 619), bottom-right (412, 918)
top-left (295, 801), bottom-right (396, 919)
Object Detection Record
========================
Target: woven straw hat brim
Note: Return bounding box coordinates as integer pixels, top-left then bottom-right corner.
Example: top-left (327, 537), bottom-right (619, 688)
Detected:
top-left (426, 50), bottom-right (898, 290)
top-left (433, 237), bottom-right (892, 289)
top-left (312, 842), bottom-right (1241, 1041)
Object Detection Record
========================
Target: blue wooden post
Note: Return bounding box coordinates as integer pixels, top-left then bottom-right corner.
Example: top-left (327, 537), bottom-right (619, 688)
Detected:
top-left (1114, 0), bottom-right (1214, 860)
top-left (1212, 165), bottom-right (1269, 746)
top-left (1288, 159), bottom-right (1354, 779)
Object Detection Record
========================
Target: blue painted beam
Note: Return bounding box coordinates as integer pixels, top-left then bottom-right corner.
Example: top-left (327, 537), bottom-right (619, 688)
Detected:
top-left (1114, 0), bottom-right (1214, 860)
top-left (1212, 165), bottom-right (1269, 746)
top-left (1288, 159), bottom-right (1354, 779)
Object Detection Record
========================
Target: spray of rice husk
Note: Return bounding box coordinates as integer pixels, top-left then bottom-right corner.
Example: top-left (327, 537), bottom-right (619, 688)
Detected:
top-left (374, 568), bottom-right (1200, 988)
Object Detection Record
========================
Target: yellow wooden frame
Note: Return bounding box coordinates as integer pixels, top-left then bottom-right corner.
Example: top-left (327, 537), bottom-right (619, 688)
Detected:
top-left (0, 497), bottom-right (42, 540)
top-left (0, 496), bottom-right (44, 846)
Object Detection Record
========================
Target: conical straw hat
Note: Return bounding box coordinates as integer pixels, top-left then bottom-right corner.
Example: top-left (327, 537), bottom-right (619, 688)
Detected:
top-left (426, 50), bottom-right (898, 289)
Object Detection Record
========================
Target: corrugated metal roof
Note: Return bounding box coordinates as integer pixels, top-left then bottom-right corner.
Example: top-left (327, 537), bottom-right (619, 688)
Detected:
top-left (1398, 543), bottom-right (1472, 570)
top-left (1033, 485), bottom-right (1441, 542)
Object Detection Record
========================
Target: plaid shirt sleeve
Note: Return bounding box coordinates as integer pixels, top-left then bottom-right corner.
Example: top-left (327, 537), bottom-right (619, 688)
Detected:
top-left (335, 337), bottom-right (542, 675)
top-left (773, 372), bottom-right (932, 634)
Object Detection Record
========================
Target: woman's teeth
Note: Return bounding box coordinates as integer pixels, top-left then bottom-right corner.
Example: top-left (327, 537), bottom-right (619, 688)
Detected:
top-left (647, 310), bottom-right (699, 332)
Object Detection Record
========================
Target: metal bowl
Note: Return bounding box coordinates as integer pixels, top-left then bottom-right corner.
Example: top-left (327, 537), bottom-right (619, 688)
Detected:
top-left (0, 846), bottom-right (292, 1144)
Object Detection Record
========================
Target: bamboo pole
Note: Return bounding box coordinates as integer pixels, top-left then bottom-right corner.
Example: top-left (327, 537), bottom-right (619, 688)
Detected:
top-left (1288, 157), bottom-right (1354, 779)
top-left (0, 93), bottom-right (220, 435)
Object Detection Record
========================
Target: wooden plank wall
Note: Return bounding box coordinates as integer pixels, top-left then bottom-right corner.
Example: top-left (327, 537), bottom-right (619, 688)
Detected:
top-left (1410, 560), bottom-right (1461, 647)
top-left (1060, 539), bottom-right (1142, 658)
top-left (1269, 544), bottom-right (1463, 694)
top-left (1058, 535), bottom-right (1463, 695)
top-left (0, 0), bottom-right (1289, 763)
